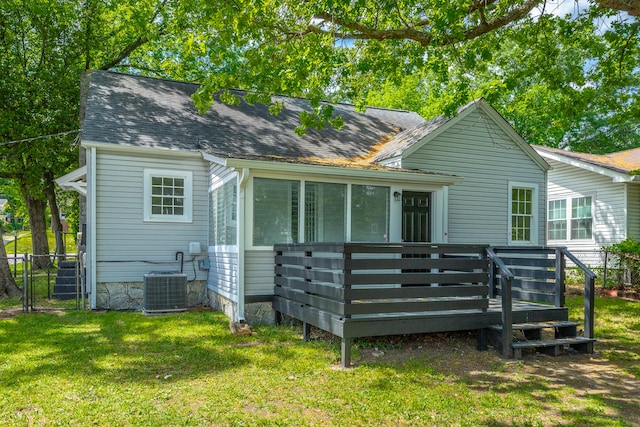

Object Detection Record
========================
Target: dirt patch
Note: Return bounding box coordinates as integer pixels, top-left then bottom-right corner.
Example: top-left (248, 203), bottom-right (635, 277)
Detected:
top-left (0, 306), bottom-right (67, 319)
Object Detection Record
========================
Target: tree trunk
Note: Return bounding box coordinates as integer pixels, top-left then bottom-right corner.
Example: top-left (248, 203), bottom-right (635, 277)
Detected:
top-left (45, 171), bottom-right (65, 258)
top-left (25, 195), bottom-right (50, 270)
top-left (0, 226), bottom-right (21, 298)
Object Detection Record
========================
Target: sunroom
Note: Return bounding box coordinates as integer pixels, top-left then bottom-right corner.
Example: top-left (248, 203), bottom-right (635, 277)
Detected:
top-left (204, 155), bottom-right (463, 323)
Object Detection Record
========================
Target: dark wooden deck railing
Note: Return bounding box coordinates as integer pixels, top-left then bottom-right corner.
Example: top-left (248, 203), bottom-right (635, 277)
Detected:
top-left (274, 243), bottom-right (491, 367)
top-left (488, 246), bottom-right (596, 357)
top-left (274, 243), bottom-right (596, 366)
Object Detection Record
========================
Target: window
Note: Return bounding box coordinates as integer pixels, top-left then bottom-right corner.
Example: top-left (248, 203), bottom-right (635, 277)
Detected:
top-left (210, 179), bottom-right (237, 245)
top-left (253, 178), bottom-right (299, 246)
top-left (305, 182), bottom-right (346, 242)
top-left (144, 169), bottom-right (192, 222)
top-left (509, 183), bottom-right (537, 244)
top-left (351, 184), bottom-right (389, 242)
top-left (547, 199), bottom-right (567, 241)
top-left (547, 196), bottom-right (592, 241)
top-left (571, 197), bottom-right (593, 239)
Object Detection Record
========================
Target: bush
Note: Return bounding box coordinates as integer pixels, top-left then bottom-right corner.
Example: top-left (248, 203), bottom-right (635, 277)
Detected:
top-left (603, 238), bottom-right (640, 288)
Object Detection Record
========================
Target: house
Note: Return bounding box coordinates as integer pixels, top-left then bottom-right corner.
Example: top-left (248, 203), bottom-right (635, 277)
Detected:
top-left (57, 71), bottom-right (549, 323)
top-left (534, 146), bottom-right (640, 267)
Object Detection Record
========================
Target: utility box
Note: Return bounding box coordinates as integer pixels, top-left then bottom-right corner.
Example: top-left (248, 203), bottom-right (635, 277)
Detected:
top-left (143, 271), bottom-right (187, 314)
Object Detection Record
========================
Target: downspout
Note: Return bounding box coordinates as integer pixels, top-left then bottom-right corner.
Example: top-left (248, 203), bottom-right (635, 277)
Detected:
top-left (237, 167), bottom-right (250, 322)
top-left (88, 147), bottom-right (97, 309)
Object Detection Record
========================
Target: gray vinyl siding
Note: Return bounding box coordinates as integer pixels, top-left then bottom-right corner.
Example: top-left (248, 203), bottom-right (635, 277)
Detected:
top-left (546, 159), bottom-right (627, 266)
top-left (244, 250), bottom-right (276, 296)
top-left (628, 184), bottom-right (640, 241)
top-left (94, 151), bottom-right (209, 282)
top-left (207, 163), bottom-right (240, 300)
top-left (401, 109), bottom-right (546, 245)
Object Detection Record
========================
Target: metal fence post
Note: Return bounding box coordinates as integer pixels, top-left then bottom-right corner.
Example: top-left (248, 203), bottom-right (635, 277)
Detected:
top-left (22, 253), bottom-right (29, 313)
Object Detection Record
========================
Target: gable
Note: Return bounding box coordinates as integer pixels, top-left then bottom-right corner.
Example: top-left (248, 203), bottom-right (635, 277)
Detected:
top-left (375, 99), bottom-right (548, 172)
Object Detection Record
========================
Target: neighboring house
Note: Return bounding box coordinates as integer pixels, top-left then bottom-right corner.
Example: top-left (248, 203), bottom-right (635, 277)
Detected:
top-left (57, 71), bottom-right (549, 322)
top-left (534, 146), bottom-right (640, 266)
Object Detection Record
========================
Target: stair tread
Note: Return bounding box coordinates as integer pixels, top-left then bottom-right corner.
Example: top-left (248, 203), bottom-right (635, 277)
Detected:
top-left (487, 320), bottom-right (579, 331)
top-left (512, 336), bottom-right (596, 349)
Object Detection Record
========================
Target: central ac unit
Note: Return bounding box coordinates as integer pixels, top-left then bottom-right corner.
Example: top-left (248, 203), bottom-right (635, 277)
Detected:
top-left (143, 271), bottom-right (188, 313)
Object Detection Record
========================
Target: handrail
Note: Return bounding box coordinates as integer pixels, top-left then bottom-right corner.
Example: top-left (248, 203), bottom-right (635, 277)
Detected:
top-left (486, 247), bottom-right (515, 358)
top-left (559, 247), bottom-right (596, 339)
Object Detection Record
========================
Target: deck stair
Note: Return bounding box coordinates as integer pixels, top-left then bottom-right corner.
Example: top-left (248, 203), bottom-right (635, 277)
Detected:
top-left (486, 320), bottom-right (596, 359)
top-left (52, 260), bottom-right (78, 300)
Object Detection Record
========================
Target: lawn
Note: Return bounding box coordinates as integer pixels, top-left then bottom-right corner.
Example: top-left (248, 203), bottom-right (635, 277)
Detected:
top-left (0, 295), bottom-right (638, 426)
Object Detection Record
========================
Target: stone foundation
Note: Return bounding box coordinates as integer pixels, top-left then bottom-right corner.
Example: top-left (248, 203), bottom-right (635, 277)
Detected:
top-left (207, 291), bottom-right (277, 325)
top-left (95, 280), bottom-right (206, 311)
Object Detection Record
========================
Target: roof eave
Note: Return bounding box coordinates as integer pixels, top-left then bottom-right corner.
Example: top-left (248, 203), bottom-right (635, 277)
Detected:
top-left (224, 157), bottom-right (463, 186)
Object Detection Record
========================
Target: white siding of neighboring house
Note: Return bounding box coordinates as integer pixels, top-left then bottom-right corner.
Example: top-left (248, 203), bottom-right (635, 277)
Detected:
top-left (401, 109), bottom-right (547, 246)
top-left (94, 151), bottom-right (209, 283)
top-left (627, 183), bottom-right (640, 241)
top-left (545, 158), bottom-right (627, 266)
top-left (208, 163), bottom-right (239, 302)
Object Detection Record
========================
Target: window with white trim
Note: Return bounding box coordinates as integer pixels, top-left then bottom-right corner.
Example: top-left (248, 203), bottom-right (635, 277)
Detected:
top-left (509, 183), bottom-right (538, 244)
top-left (210, 179), bottom-right (237, 245)
top-left (305, 182), bottom-right (346, 242)
top-left (253, 178), bottom-right (299, 246)
top-left (547, 196), bottom-right (592, 241)
top-left (351, 184), bottom-right (390, 242)
top-left (143, 169), bottom-right (193, 222)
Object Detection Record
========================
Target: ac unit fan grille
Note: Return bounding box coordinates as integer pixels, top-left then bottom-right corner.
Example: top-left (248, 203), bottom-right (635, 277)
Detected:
top-left (143, 272), bottom-right (187, 313)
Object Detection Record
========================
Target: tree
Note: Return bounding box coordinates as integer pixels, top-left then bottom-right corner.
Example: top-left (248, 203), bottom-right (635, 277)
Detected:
top-left (0, 225), bottom-right (20, 298)
top-left (180, 0), bottom-right (638, 146)
top-left (0, 0), bottom-right (189, 271)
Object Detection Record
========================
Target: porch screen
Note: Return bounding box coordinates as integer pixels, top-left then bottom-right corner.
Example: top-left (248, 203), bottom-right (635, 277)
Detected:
top-left (351, 184), bottom-right (389, 242)
top-left (253, 178), bottom-right (299, 246)
top-left (305, 182), bottom-right (346, 242)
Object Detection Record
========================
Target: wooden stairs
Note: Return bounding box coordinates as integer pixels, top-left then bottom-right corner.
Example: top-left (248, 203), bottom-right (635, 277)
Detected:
top-left (486, 321), bottom-right (596, 359)
top-left (52, 260), bottom-right (79, 300)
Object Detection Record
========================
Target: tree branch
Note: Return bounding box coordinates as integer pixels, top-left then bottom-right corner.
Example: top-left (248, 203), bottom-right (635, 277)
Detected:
top-left (307, 0), bottom-right (542, 46)
top-left (597, 0), bottom-right (640, 16)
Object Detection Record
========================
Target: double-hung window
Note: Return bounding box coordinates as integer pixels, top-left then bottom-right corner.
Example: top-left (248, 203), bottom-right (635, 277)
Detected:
top-left (547, 196), bottom-right (592, 241)
top-left (509, 182), bottom-right (538, 244)
top-left (143, 169), bottom-right (193, 222)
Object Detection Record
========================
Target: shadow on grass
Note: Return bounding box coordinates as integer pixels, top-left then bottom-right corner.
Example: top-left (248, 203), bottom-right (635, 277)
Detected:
top-left (0, 310), bottom-right (301, 387)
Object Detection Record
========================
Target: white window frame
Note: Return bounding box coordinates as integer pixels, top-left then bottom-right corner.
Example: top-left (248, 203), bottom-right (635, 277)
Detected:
top-left (508, 182), bottom-right (538, 245)
top-left (547, 195), bottom-right (594, 242)
top-left (143, 169), bottom-right (193, 223)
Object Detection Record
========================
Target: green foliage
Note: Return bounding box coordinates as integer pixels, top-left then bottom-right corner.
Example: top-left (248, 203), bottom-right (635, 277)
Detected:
top-left (603, 238), bottom-right (640, 288)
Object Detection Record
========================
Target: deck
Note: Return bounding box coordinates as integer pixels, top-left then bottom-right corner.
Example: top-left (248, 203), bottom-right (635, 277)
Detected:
top-left (273, 243), bottom-right (595, 367)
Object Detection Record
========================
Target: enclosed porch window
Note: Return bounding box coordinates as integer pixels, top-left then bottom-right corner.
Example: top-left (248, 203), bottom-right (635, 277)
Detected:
top-left (253, 178), bottom-right (299, 246)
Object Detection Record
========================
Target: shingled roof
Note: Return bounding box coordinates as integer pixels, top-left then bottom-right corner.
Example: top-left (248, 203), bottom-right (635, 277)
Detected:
top-left (81, 71), bottom-right (425, 161)
top-left (535, 146), bottom-right (640, 174)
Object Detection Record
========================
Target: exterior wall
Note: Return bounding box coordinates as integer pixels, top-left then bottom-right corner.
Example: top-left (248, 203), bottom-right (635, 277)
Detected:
top-left (401, 109), bottom-right (547, 246)
top-left (93, 150), bottom-right (209, 288)
top-left (207, 163), bottom-right (240, 302)
top-left (245, 249), bottom-right (277, 297)
top-left (545, 158), bottom-right (628, 266)
top-left (96, 280), bottom-right (206, 310)
top-left (627, 184), bottom-right (640, 241)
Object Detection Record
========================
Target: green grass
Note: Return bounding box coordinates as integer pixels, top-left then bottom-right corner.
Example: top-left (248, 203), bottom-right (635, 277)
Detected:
top-left (1, 295), bottom-right (638, 426)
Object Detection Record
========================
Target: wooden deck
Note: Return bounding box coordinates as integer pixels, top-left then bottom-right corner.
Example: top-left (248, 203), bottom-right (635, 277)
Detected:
top-left (273, 243), bottom-right (596, 367)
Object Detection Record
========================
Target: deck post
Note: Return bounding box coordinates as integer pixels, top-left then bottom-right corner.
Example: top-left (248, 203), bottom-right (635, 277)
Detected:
top-left (554, 248), bottom-right (565, 307)
top-left (501, 274), bottom-right (513, 358)
top-left (584, 275), bottom-right (595, 339)
top-left (341, 338), bottom-right (352, 368)
top-left (303, 322), bottom-right (311, 341)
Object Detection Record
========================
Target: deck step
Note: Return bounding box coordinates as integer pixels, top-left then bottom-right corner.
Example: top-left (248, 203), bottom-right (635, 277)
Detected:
top-left (512, 336), bottom-right (596, 358)
top-left (487, 320), bottom-right (580, 331)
